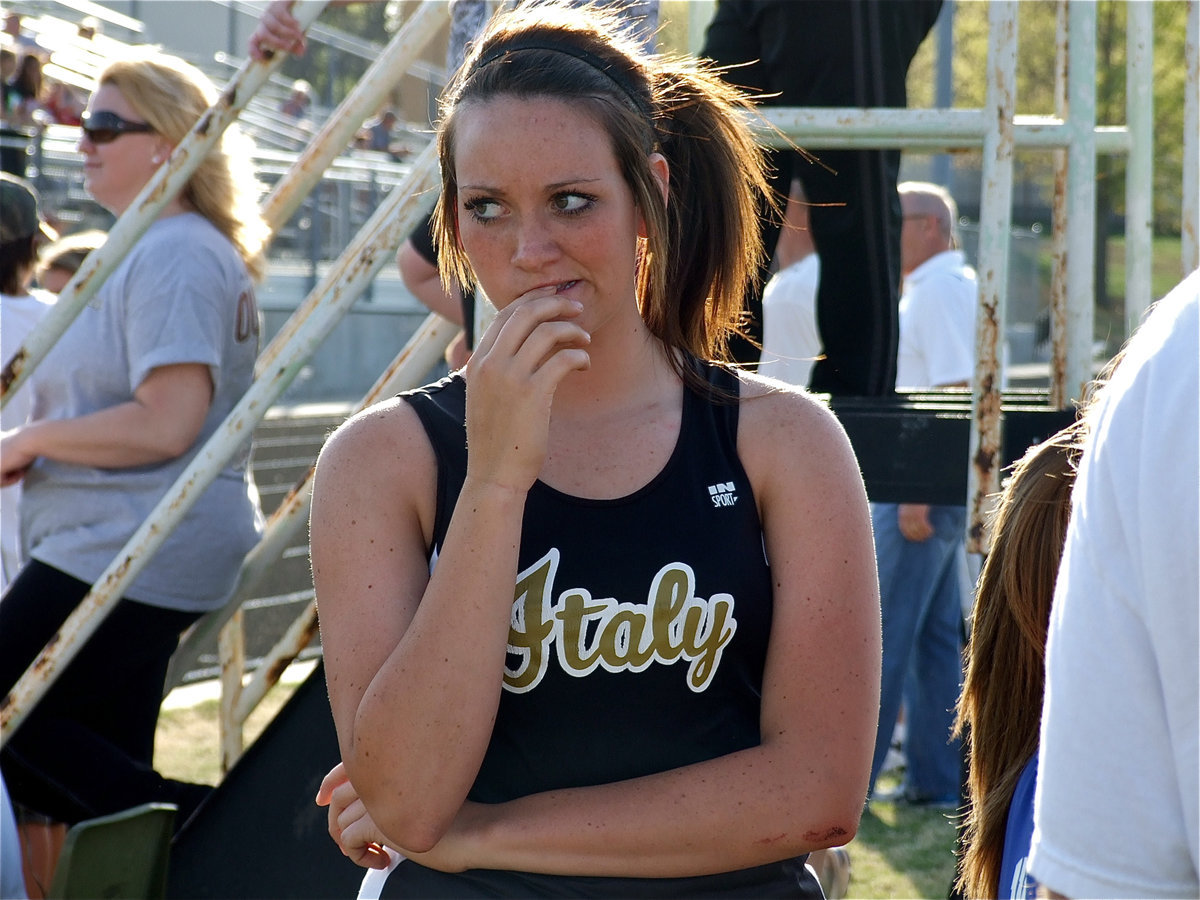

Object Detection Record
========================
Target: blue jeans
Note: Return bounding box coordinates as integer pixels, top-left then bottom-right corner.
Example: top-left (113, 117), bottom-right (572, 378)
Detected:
top-left (868, 502), bottom-right (966, 801)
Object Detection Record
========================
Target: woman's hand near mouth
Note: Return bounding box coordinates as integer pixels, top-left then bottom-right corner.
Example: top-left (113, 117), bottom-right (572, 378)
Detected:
top-left (463, 289), bottom-right (590, 494)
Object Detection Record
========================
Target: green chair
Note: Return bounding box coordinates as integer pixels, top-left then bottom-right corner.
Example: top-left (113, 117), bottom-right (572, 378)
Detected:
top-left (48, 803), bottom-right (176, 900)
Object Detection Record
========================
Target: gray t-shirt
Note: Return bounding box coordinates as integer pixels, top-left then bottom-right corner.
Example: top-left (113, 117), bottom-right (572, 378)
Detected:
top-left (22, 212), bottom-right (264, 612)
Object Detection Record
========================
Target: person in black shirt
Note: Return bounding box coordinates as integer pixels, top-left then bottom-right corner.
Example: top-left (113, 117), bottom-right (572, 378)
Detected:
top-left (309, 4), bottom-right (880, 896)
top-left (396, 209), bottom-right (476, 369)
top-left (702, 0), bottom-right (943, 395)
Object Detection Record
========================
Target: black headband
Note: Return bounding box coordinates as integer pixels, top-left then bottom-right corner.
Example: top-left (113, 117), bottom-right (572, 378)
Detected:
top-left (473, 37), bottom-right (650, 117)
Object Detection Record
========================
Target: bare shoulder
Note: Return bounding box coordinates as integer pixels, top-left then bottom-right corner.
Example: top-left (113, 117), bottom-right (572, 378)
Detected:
top-left (312, 395), bottom-right (437, 543)
top-left (316, 395), bottom-right (432, 481)
top-left (735, 370), bottom-right (850, 463)
top-left (732, 369), bottom-right (866, 516)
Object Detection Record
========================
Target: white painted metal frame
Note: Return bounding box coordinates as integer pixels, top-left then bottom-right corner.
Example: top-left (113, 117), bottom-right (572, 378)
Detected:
top-left (0, 1), bottom-right (330, 409)
top-left (0, 1), bottom-right (451, 747)
top-left (214, 312), bottom-right (456, 765)
top-left (0, 139), bottom-right (440, 743)
top-left (1063, 1), bottom-right (1098, 407)
top-left (967, 0), bottom-right (1018, 554)
top-left (1125, 1), bottom-right (1154, 335)
top-left (1185, 1), bottom-right (1199, 275)
top-left (757, 1), bottom-right (1123, 551)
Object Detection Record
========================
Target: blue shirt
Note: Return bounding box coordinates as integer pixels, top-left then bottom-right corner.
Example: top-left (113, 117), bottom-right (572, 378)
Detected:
top-left (1000, 753), bottom-right (1040, 899)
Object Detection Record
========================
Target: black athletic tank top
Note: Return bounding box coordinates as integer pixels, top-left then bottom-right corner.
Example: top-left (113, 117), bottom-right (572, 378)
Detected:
top-left (384, 360), bottom-right (820, 898)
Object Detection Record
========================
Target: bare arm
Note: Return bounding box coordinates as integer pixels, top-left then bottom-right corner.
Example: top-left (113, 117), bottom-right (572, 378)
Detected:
top-left (248, 0), bottom-right (359, 60)
top-left (397, 240), bottom-right (464, 325)
top-left (0, 363), bottom-right (213, 484)
top-left (312, 291), bottom-right (590, 852)
top-left (353, 384), bottom-right (881, 877)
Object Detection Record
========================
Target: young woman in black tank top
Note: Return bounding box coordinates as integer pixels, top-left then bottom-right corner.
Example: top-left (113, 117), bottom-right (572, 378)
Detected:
top-left (308, 4), bottom-right (880, 896)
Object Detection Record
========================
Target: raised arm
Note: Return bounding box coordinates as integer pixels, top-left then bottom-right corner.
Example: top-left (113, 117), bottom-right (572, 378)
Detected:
top-left (396, 239), bottom-right (464, 326)
top-left (381, 384), bottom-right (881, 878)
top-left (247, 0), bottom-right (360, 60)
top-left (311, 291), bottom-right (590, 852)
top-left (247, 1), bottom-right (306, 60)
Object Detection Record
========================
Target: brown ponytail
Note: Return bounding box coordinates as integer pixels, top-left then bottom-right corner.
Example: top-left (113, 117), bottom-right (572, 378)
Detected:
top-left (433, 2), bottom-right (773, 393)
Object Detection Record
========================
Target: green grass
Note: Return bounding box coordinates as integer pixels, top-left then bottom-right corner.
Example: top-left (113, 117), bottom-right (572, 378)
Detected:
top-left (156, 694), bottom-right (959, 898)
top-left (848, 772), bottom-right (960, 899)
top-left (1034, 233), bottom-right (1185, 359)
top-left (155, 683), bottom-right (294, 786)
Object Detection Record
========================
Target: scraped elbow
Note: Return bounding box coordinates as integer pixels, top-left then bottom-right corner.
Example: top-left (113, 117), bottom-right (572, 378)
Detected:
top-left (804, 809), bottom-right (861, 851)
top-left (823, 819), bottom-right (860, 848)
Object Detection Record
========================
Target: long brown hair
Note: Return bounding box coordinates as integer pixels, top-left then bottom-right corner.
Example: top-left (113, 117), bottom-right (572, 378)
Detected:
top-left (953, 420), bottom-right (1086, 898)
top-left (432, 1), bottom-right (773, 393)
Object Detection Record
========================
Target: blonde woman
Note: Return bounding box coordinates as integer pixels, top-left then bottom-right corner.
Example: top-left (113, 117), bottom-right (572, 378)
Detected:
top-left (0, 50), bottom-right (265, 843)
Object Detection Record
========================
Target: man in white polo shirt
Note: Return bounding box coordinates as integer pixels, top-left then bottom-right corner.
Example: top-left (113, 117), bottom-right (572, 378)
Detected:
top-left (868, 181), bottom-right (976, 807)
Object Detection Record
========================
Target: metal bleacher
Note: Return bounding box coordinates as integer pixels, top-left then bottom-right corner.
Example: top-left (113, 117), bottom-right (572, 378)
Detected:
top-left (3, 3), bottom-right (425, 694)
top-left (177, 405), bottom-right (349, 686)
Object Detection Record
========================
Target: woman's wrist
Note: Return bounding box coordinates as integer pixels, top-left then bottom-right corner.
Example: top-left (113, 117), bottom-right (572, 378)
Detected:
top-left (9, 421), bottom-right (44, 459)
top-left (458, 473), bottom-right (532, 509)
top-left (452, 800), bottom-right (502, 872)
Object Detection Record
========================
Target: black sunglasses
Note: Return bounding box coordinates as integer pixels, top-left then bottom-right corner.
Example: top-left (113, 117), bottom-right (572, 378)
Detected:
top-left (81, 110), bottom-right (155, 145)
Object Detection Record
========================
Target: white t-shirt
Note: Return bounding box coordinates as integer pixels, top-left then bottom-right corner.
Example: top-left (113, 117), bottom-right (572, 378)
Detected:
top-left (1, 288), bottom-right (55, 590)
top-left (1029, 270), bottom-right (1199, 899)
top-left (896, 249), bottom-right (977, 389)
top-left (760, 253), bottom-right (821, 388)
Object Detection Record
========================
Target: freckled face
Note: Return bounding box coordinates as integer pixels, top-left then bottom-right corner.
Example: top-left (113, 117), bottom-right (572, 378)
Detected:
top-left (452, 96), bottom-right (644, 334)
top-left (78, 84), bottom-right (166, 215)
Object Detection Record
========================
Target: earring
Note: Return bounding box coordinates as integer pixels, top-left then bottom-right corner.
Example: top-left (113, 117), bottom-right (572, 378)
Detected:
top-left (152, 155), bottom-right (163, 165)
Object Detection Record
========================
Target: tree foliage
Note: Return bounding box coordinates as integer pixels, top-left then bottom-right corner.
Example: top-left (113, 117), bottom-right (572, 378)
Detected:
top-left (906, 0), bottom-right (1190, 237)
top-left (273, 0), bottom-right (1189, 239)
top-left (276, 0), bottom-right (393, 111)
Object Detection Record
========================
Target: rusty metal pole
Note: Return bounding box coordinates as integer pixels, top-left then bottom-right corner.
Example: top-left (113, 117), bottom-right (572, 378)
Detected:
top-left (1125, 0), bottom-right (1154, 335)
top-left (0, 144), bottom-right (440, 746)
top-left (216, 316), bottom-right (459, 765)
top-left (218, 606), bottom-right (247, 771)
top-left (259, 0), bottom-right (448, 237)
top-left (1063, 0), bottom-right (1098, 404)
top-left (1184, 0), bottom-right (1199, 275)
top-left (165, 312), bottom-right (455, 694)
top-left (966, 0), bottom-right (1018, 555)
top-left (232, 605), bottom-right (319, 733)
top-left (0, 1), bottom-right (329, 410)
top-left (1050, 1), bottom-right (1070, 409)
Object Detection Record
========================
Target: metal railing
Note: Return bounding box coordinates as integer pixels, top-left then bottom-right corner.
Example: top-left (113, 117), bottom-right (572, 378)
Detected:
top-left (0, 1), bottom-right (332, 409)
top-left (0, 0), bottom-right (452, 746)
